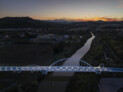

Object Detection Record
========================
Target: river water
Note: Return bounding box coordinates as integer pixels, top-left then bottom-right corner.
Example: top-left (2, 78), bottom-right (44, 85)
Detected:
top-left (37, 33), bottom-right (95, 92)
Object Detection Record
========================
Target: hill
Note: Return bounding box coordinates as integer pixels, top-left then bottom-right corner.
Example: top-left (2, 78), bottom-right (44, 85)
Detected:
top-left (0, 17), bottom-right (58, 28)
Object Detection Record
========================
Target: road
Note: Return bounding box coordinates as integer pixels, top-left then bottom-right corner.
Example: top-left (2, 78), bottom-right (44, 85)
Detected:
top-left (98, 78), bottom-right (123, 92)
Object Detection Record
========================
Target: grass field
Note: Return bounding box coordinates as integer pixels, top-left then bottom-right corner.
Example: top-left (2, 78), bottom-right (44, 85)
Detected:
top-left (0, 43), bottom-right (54, 66)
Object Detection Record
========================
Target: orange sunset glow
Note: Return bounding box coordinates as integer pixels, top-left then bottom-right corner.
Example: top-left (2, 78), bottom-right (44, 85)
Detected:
top-left (73, 17), bottom-right (123, 21)
top-left (0, 0), bottom-right (123, 21)
top-left (33, 17), bottom-right (123, 22)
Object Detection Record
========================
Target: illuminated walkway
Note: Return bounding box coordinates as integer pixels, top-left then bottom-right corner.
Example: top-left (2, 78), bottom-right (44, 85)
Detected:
top-left (0, 63), bottom-right (123, 74)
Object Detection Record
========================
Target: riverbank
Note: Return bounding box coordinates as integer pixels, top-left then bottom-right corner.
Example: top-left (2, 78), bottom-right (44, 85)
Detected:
top-left (37, 33), bottom-right (95, 92)
top-left (66, 32), bottom-right (123, 92)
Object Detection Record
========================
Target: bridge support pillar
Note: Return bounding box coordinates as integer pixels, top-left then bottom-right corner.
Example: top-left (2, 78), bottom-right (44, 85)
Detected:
top-left (41, 70), bottom-right (48, 75)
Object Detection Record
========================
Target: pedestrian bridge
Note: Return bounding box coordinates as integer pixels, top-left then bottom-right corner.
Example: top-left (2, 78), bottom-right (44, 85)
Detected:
top-left (0, 66), bottom-right (123, 74)
top-left (0, 58), bottom-right (123, 74)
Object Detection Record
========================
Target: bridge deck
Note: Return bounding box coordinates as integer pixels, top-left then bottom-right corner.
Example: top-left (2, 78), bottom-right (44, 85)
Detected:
top-left (0, 66), bottom-right (123, 73)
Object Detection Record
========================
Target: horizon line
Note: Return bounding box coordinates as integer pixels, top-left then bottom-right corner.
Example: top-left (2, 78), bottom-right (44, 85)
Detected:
top-left (0, 16), bottom-right (123, 22)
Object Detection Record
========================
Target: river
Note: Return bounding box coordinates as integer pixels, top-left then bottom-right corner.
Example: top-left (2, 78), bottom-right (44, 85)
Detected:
top-left (37, 33), bottom-right (95, 92)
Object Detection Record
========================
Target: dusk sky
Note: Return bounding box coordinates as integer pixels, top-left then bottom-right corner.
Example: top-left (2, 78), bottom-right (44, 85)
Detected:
top-left (0, 0), bottom-right (123, 21)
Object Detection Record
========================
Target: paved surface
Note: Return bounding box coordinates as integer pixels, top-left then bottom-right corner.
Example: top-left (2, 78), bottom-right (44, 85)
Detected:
top-left (98, 78), bottom-right (123, 92)
top-left (1, 66), bottom-right (123, 74)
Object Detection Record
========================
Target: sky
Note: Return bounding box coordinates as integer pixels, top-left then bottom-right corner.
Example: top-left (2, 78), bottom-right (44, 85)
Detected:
top-left (0, 0), bottom-right (123, 21)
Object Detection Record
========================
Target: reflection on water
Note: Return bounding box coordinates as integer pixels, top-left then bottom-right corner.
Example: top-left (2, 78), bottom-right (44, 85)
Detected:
top-left (37, 34), bottom-right (95, 92)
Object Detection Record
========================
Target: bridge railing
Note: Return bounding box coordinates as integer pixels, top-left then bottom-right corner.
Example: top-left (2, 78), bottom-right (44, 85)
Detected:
top-left (0, 66), bottom-right (123, 74)
top-left (50, 58), bottom-right (68, 66)
top-left (0, 59), bottom-right (123, 74)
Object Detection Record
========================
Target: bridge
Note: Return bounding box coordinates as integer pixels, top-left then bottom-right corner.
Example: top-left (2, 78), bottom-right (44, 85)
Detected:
top-left (0, 58), bottom-right (123, 74)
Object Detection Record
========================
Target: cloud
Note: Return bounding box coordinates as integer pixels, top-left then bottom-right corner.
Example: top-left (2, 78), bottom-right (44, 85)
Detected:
top-left (74, 17), bottom-right (123, 21)
top-left (118, 1), bottom-right (123, 8)
top-left (33, 16), bottom-right (123, 22)
top-left (118, 5), bottom-right (123, 8)
top-left (97, 17), bottom-right (122, 21)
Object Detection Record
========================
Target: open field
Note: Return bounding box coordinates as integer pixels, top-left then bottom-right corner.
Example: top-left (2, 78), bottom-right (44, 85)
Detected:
top-left (0, 43), bottom-right (54, 66)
